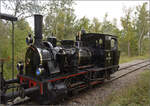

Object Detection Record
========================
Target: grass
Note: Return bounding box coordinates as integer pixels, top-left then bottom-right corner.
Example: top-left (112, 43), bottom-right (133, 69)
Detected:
top-left (119, 54), bottom-right (149, 64)
top-left (102, 69), bottom-right (150, 106)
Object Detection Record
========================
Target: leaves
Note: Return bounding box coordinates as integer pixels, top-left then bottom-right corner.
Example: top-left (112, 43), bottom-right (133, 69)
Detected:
top-left (0, 19), bottom-right (32, 79)
top-left (43, 0), bottom-right (76, 40)
top-left (2, 0), bottom-right (47, 19)
top-left (135, 3), bottom-right (149, 55)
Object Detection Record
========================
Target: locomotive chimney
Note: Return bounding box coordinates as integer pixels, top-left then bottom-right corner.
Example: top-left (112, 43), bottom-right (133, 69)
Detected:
top-left (34, 14), bottom-right (43, 45)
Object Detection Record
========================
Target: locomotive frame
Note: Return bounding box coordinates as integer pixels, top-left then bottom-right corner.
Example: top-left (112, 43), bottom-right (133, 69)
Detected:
top-left (0, 14), bottom-right (120, 104)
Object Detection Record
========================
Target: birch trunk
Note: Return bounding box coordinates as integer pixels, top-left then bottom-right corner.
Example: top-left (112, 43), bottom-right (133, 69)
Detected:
top-left (138, 29), bottom-right (144, 56)
top-left (128, 40), bottom-right (130, 57)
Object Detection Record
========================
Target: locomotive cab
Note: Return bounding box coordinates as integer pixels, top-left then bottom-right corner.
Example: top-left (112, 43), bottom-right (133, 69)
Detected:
top-left (76, 32), bottom-right (120, 70)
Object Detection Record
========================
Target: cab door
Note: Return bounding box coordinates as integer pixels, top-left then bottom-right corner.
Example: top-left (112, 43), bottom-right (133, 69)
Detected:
top-left (111, 38), bottom-right (120, 66)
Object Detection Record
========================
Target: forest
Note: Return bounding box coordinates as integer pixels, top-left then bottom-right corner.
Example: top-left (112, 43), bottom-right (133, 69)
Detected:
top-left (0, 0), bottom-right (149, 79)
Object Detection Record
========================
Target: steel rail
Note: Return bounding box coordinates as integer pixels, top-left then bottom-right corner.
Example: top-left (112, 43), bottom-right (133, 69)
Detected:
top-left (110, 61), bottom-right (150, 82)
top-left (119, 59), bottom-right (149, 71)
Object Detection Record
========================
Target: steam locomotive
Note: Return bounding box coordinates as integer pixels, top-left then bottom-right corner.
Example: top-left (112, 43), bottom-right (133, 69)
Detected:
top-left (0, 14), bottom-right (120, 104)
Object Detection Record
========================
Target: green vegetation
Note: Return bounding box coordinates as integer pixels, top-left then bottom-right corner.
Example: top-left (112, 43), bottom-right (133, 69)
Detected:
top-left (102, 69), bottom-right (150, 106)
top-left (119, 54), bottom-right (149, 64)
top-left (0, 1), bottom-right (149, 79)
top-left (0, 19), bottom-right (32, 79)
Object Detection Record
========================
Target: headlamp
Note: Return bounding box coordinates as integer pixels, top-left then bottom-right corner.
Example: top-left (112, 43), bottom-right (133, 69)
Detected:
top-left (36, 66), bottom-right (44, 76)
top-left (36, 68), bottom-right (41, 76)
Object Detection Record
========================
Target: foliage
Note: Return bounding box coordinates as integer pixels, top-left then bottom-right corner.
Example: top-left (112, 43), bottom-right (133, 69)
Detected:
top-left (90, 17), bottom-right (101, 33)
top-left (120, 8), bottom-right (136, 57)
top-left (0, 19), bottom-right (32, 79)
top-left (102, 69), bottom-right (150, 106)
top-left (101, 14), bottom-right (118, 35)
top-left (119, 3), bottom-right (149, 56)
top-left (135, 3), bottom-right (149, 55)
top-left (75, 16), bottom-right (91, 32)
top-left (2, 0), bottom-right (47, 19)
top-left (44, 0), bottom-right (76, 40)
top-left (0, 20), bottom-right (11, 58)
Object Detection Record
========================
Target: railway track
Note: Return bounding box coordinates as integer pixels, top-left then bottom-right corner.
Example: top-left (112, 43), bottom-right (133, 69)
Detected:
top-left (111, 59), bottom-right (150, 82)
top-left (8, 59), bottom-right (150, 105)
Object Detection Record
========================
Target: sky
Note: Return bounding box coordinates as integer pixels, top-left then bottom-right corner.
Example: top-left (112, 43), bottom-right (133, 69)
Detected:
top-left (74, 1), bottom-right (149, 29)
top-left (0, 1), bottom-right (149, 30)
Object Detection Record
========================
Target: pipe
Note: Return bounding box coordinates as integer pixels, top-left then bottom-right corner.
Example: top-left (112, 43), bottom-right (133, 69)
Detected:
top-left (24, 86), bottom-right (39, 96)
top-left (5, 86), bottom-right (39, 101)
top-left (6, 79), bottom-right (18, 84)
top-left (0, 13), bottom-right (17, 21)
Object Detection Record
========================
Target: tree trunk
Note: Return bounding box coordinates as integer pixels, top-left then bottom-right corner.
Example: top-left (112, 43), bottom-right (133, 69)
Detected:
top-left (128, 40), bottom-right (130, 57)
top-left (138, 39), bottom-right (142, 56)
top-left (138, 30), bottom-right (144, 56)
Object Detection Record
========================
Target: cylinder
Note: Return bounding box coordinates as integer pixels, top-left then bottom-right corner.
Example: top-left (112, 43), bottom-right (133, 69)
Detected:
top-left (34, 14), bottom-right (43, 45)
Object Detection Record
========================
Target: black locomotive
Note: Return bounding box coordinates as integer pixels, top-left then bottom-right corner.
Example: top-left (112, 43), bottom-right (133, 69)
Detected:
top-left (0, 14), bottom-right (120, 104)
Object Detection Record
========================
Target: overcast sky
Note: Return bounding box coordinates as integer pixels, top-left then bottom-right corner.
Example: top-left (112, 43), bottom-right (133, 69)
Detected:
top-left (74, 1), bottom-right (149, 28)
top-left (0, 1), bottom-right (149, 30)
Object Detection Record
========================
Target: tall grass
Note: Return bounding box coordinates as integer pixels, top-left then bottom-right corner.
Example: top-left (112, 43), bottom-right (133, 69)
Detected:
top-left (102, 69), bottom-right (150, 106)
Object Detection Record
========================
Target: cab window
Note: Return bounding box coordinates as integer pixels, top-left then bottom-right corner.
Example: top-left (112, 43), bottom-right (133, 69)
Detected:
top-left (99, 39), bottom-right (103, 45)
top-left (111, 38), bottom-right (117, 49)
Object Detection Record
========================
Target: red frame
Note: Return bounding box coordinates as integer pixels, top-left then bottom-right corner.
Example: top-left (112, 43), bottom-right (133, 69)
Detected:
top-left (17, 75), bottom-right (43, 95)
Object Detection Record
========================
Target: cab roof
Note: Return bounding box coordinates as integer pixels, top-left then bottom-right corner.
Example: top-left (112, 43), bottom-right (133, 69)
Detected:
top-left (82, 33), bottom-right (117, 39)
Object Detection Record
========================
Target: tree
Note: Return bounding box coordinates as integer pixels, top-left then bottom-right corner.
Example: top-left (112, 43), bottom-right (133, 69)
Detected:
top-left (120, 7), bottom-right (136, 57)
top-left (101, 14), bottom-right (120, 35)
top-left (2, 0), bottom-right (46, 19)
top-left (135, 3), bottom-right (149, 55)
top-left (90, 17), bottom-right (101, 33)
top-left (76, 16), bottom-right (91, 32)
top-left (0, 20), bottom-right (11, 58)
top-left (0, 19), bottom-right (32, 79)
top-left (15, 19), bottom-right (32, 60)
top-left (44, 0), bottom-right (76, 40)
